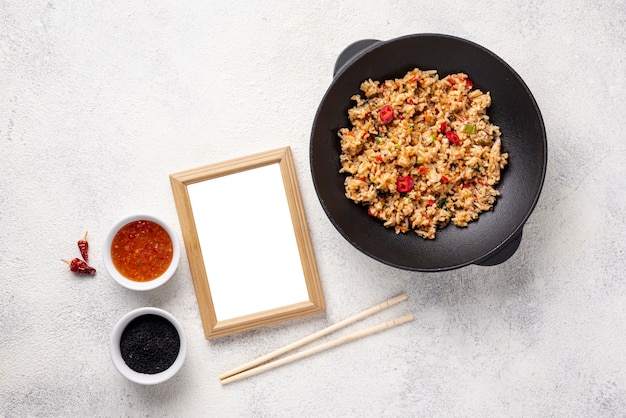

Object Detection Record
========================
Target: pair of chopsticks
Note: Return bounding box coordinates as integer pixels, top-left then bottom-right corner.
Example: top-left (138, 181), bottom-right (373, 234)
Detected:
top-left (219, 293), bottom-right (413, 385)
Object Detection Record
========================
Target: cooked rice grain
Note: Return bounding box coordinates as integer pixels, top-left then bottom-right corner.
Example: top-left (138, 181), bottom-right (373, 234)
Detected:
top-left (339, 68), bottom-right (508, 239)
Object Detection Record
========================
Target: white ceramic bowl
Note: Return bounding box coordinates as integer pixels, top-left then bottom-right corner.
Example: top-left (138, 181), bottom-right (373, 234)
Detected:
top-left (110, 307), bottom-right (187, 385)
top-left (103, 214), bottom-right (180, 291)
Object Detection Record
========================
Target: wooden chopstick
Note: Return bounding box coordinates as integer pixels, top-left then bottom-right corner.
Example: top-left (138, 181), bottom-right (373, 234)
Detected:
top-left (220, 313), bottom-right (414, 385)
top-left (219, 293), bottom-right (407, 381)
top-left (219, 293), bottom-right (410, 384)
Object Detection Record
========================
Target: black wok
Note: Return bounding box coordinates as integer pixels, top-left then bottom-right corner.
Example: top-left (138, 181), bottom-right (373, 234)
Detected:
top-left (310, 34), bottom-right (547, 271)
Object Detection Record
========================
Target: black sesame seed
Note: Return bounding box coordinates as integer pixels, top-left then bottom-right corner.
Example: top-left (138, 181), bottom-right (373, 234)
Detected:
top-left (120, 314), bottom-right (180, 374)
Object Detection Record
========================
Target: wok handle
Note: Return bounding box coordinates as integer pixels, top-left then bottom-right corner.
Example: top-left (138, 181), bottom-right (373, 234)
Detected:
top-left (333, 39), bottom-right (381, 77)
top-left (475, 230), bottom-right (523, 266)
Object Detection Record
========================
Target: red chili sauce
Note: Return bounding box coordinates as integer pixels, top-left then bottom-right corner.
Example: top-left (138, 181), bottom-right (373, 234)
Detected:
top-left (111, 220), bottom-right (173, 282)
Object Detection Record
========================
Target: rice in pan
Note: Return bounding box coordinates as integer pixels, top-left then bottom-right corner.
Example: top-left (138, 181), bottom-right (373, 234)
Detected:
top-left (338, 68), bottom-right (508, 239)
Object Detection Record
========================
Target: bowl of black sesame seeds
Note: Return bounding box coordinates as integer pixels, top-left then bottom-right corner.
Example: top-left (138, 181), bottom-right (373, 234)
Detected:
top-left (110, 307), bottom-right (187, 385)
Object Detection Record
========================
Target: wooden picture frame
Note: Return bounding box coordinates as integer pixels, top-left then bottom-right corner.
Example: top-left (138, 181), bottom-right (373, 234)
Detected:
top-left (170, 147), bottom-right (325, 339)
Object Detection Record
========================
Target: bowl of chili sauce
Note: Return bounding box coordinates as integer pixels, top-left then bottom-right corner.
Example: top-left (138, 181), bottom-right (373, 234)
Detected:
top-left (103, 214), bottom-right (180, 291)
top-left (110, 307), bottom-right (187, 385)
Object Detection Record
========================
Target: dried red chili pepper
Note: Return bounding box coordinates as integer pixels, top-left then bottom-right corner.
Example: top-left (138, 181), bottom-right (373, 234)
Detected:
top-left (440, 121), bottom-right (447, 132)
top-left (62, 258), bottom-right (96, 275)
top-left (78, 231), bottom-right (89, 262)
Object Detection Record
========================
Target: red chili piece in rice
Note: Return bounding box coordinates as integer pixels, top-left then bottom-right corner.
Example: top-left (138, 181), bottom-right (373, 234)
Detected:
top-left (379, 105), bottom-right (394, 123)
top-left (446, 130), bottom-right (460, 144)
top-left (396, 176), bottom-right (414, 192)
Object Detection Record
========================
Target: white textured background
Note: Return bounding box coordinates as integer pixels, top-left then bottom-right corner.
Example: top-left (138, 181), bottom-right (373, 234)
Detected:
top-left (2, 1), bottom-right (626, 417)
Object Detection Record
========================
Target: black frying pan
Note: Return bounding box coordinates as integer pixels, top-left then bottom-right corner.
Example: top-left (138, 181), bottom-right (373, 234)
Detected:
top-left (310, 34), bottom-right (547, 271)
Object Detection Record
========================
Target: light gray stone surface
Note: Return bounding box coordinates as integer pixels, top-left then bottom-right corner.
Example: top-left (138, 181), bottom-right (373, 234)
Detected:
top-left (1, 1), bottom-right (625, 416)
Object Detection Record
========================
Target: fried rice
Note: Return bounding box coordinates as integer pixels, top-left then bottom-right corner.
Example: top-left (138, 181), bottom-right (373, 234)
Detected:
top-left (338, 68), bottom-right (508, 239)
